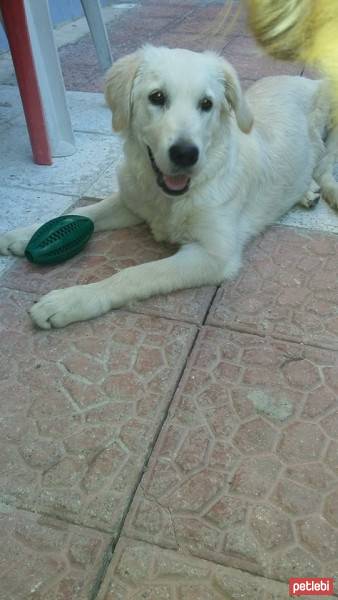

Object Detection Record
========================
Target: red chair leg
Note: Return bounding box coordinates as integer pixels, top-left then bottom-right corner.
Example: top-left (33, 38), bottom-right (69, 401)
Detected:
top-left (1, 0), bottom-right (52, 165)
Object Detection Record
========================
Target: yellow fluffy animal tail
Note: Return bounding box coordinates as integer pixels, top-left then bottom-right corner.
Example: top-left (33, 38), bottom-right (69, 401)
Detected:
top-left (244, 0), bottom-right (338, 121)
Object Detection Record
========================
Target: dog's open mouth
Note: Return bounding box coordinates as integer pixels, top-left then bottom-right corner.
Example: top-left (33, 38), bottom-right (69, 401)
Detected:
top-left (147, 146), bottom-right (190, 196)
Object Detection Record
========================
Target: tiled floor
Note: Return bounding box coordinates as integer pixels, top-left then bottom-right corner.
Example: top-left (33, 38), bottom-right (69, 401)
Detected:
top-left (97, 538), bottom-right (290, 600)
top-left (124, 327), bottom-right (338, 580)
top-left (0, 507), bottom-right (112, 600)
top-left (1, 0), bottom-right (338, 598)
top-left (0, 290), bottom-right (196, 533)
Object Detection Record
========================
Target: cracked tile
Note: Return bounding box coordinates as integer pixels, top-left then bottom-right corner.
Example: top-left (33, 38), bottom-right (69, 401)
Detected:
top-left (124, 326), bottom-right (338, 582)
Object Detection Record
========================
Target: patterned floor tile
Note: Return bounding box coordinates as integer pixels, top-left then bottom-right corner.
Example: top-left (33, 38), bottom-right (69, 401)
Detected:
top-left (124, 326), bottom-right (338, 584)
top-left (0, 505), bottom-right (111, 600)
top-left (59, 1), bottom-right (195, 91)
top-left (57, 0), bottom-right (301, 92)
top-left (1, 223), bottom-right (216, 325)
top-left (207, 226), bottom-right (338, 350)
top-left (0, 289), bottom-right (196, 532)
top-left (224, 35), bottom-right (303, 79)
top-left (96, 537), bottom-right (293, 600)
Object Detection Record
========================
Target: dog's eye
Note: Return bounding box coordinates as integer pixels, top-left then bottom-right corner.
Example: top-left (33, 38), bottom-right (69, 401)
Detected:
top-left (200, 97), bottom-right (213, 112)
top-left (149, 90), bottom-right (166, 106)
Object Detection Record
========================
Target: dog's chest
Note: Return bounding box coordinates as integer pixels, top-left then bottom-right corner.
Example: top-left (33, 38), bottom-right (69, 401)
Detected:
top-left (148, 199), bottom-right (196, 245)
top-left (121, 165), bottom-right (198, 244)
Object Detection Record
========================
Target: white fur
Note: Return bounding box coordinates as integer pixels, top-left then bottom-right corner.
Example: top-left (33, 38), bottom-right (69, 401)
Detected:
top-left (1, 45), bottom-right (337, 329)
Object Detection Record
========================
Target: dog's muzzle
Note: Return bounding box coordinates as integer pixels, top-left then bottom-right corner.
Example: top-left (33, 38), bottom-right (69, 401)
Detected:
top-left (147, 146), bottom-right (191, 196)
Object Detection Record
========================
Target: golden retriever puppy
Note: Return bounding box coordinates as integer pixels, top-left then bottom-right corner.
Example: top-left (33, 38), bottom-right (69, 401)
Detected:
top-left (0, 45), bottom-right (337, 328)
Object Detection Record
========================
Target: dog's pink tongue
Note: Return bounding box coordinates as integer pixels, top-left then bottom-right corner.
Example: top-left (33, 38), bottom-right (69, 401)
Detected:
top-left (163, 174), bottom-right (189, 191)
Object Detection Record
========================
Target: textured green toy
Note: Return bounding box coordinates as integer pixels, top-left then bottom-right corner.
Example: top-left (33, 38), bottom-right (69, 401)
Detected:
top-left (25, 215), bottom-right (94, 265)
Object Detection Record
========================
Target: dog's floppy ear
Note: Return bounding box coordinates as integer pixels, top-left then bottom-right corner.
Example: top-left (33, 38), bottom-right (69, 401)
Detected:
top-left (222, 61), bottom-right (253, 134)
top-left (104, 52), bottom-right (141, 132)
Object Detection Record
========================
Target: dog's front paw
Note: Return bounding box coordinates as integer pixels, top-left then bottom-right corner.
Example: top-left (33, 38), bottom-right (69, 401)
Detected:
top-left (29, 285), bottom-right (106, 329)
top-left (0, 227), bottom-right (35, 256)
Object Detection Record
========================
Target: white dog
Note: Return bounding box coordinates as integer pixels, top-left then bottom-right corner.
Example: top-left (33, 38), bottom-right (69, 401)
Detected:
top-left (1, 45), bottom-right (337, 329)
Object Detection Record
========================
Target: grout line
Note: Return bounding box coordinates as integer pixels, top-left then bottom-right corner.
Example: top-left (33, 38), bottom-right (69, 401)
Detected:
top-left (80, 158), bottom-right (116, 197)
top-left (100, 534), bottom-right (296, 596)
top-left (90, 325), bottom-right (200, 600)
top-left (202, 284), bottom-right (220, 326)
top-left (2, 279), bottom-right (338, 355)
top-left (72, 128), bottom-right (111, 136)
top-left (0, 500), bottom-right (114, 535)
top-left (0, 181), bottom-right (79, 198)
top-left (206, 320), bottom-right (338, 354)
top-left (123, 303), bottom-right (208, 327)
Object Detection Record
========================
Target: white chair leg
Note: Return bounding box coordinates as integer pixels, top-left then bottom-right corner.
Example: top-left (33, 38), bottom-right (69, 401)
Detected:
top-left (23, 0), bottom-right (76, 157)
top-left (80, 0), bottom-right (113, 72)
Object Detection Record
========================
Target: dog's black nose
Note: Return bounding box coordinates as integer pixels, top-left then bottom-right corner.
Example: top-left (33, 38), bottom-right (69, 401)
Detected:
top-left (169, 142), bottom-right (199, 167)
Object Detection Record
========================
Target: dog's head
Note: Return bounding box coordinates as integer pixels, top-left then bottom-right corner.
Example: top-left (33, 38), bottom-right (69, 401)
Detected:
top-left (105, 45), bottom-right (253, 197)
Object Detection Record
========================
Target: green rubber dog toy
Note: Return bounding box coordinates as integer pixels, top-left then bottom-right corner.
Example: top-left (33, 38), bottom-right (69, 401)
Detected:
top-left (25, 215), bottom-right (94, 265)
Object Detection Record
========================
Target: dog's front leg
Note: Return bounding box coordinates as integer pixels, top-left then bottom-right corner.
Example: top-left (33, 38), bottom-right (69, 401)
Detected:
top-left (70, 193), bottom-right (143, 232)
top-left (29, 243), bottom-right (228, 329)
top-left (0, 194), bottom-right (142, 257)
